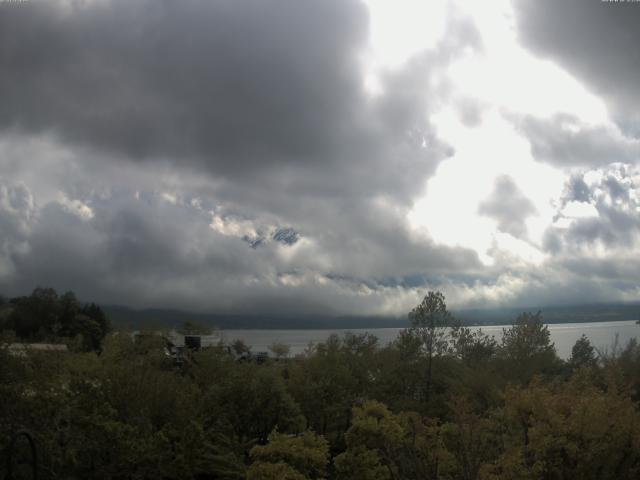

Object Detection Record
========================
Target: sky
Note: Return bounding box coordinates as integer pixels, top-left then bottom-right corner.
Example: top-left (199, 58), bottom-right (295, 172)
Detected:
top-left (1, 0), bottom-right (639, 317)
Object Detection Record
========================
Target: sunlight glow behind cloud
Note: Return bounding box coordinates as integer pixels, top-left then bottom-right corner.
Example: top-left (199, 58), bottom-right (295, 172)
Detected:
top-left (360, 0), bottom-right (611, 266)
top-left (364, 0), bottom-right (448, 69)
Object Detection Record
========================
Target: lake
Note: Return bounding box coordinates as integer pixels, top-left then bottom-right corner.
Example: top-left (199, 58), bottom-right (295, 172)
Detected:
top-left (219, 320), bottom-right (640, 359)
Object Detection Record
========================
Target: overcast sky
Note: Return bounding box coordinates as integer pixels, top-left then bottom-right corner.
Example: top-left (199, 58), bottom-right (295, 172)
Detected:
top-left (1, 0), bottom-right (639, 316)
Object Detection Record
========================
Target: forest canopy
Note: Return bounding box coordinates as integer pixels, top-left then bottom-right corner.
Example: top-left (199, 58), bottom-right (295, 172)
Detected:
top-left (1, 289), bottom-right (640, 479)
top-left (0, 287), bottom-right (110, 351)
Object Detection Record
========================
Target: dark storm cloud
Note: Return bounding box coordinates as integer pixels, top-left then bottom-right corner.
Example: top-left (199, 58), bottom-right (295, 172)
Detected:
top-left (0, 174), bottom-right (484, 314)
top-left (514, 0), bottom-right (640, 134)
top-left (513, 114), bottom-right (640, 167)
top-left (559, 256), bottom-right (640, 284)
top-left (478, 175), bottom-right (537, 238)
top-left (502, 265), bottom-right (637, 307)
top-left (0, 0), bottom-right (490, 315)
top-left (3, 0), bottom-right (640, 314)
top-left (0, 0), bottom-right (368, 173)
top-left (0, 184), bottom-right (288, 310)
top-left (0, 0), bottom-right (479, 204)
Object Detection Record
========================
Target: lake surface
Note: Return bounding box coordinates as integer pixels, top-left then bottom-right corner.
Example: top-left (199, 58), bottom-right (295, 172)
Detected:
top-left (220, 320), bottom-right (640, 359)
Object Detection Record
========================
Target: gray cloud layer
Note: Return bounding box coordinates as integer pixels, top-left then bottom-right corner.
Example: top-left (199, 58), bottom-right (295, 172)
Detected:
top-left (0, 0), bottom-right (488, 315)
top-left (514, 0), bottom-right (640, 135)
top-left (478, 175), bottom-right (537, 238)
top-left (1, 0), bottom-right (367, 167)
top-left (1, 0), bottom-right (639, 316)
top-left (513, 113), bottom-right (640, 168)
top-left (546, 165), bottom-right (640, 252)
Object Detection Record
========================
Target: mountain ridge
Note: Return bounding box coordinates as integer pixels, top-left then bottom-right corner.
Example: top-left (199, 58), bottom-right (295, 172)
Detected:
top-left (103, 302), bottom-right (640, 330)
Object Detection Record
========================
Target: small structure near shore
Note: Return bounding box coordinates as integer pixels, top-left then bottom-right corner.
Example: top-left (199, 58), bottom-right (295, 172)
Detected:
top-left (131, 330), bottom-right (270, 364)
top-left (163, 331), bottom-right (222, 363)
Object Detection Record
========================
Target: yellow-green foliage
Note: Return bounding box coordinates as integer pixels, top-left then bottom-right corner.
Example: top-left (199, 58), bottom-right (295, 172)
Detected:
top-left (248, 431), bottom-right (329, 479)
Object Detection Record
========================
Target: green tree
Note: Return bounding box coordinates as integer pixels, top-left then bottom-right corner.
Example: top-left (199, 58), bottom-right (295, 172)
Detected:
top-left (287, 333), bottom-right (377, 444)
top-left (269, 341), bottom-right (291, 360)
top-left (56, 290), bottom-right (80, 336)
top-left (369, 331), bottom-right (425, 413)
top-left (408, 291), bottom-right (456, 402)
top-left (482, 379), bottom-right (640, 479)
top-left (450, 326), bottom-right (497, 365)
top-left (247, 462), bottom-right (305, 480)
top-left (247, 430), bottom-right (329, 480)
top-left (205, 364), bottom-right (304, 444)
top-left (440, 396), bottom-right (501, 480)
top-left (8, 287), bottom-right (60, 339)
top-left (69, 314), bottom-right (103, 352)
top-left (2, 288), bottom-right (110, 351)
top-left (568, 334), bottom-right (598, 371)
top-left (335, 401), bottom-right (450, 480)
top-left (601, 338), bottom-right (640, 403)
top-left (497, 311), bottom-right (561, 383)
top-left (230, 338), bottom-right (251, 357)
top-left (334, 401), bottom-right (403, 480)
top-left (81, 302), bottom-right (111, 338)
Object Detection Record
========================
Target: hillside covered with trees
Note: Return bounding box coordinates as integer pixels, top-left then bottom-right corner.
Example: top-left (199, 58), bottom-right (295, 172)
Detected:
top-left (1, 289), bottom-right (640, 479)
top-left (0, 287), bottom-right (110, 352)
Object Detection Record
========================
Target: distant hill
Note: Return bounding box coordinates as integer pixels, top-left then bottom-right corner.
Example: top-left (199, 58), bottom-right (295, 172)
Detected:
top-left (455, 303), bottom-right (640, 326)
top-left (103, 302), bottom-right (640, 331)
top-left (103, 305), bottom-right (406, 331)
